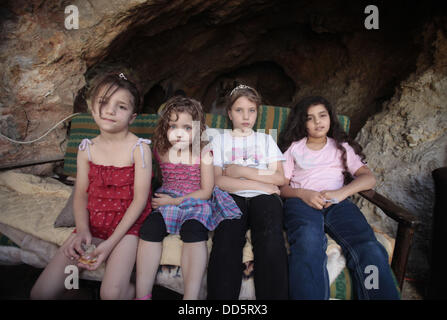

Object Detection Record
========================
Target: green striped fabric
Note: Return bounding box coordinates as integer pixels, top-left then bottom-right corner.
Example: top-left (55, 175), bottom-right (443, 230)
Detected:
top-left (63, 108), bottom-right (351, 176)
top-left (204, 105), bottom-right (350, 134)
top-left (205, 113), bottom-right (232, 129)
top-left (330, 268), bottom-right (352, 300)
top-left (64, 112), bottom-right (235, 176)
top-left (63, 113), bottom-right (159, 176)
top-left (254, 105), bottom-right (350, 135)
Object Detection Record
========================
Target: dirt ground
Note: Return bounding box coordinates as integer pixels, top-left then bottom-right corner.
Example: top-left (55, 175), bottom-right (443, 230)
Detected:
top-left (0, 264), bottom-right (424, 300)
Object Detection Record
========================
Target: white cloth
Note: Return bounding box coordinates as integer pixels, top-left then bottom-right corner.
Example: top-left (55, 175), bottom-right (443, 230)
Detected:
top-left (211, 130), bottom-right (285, 197)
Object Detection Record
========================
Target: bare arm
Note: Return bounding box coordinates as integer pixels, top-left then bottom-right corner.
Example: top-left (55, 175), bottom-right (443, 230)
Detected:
top-left (341, 165), bottom-right (376, 196)
top-left (279, 179), bottom-right (299, 198)
top-left (321, 165), bottom-right (376, 206)
top-left (73, 149), bottom-right (91, 234)
top-left (280, 178), bottom-right (329, 210)
top-left (224, 160), bottom-right (286, 186)
top-left (214, 165), bottom-right (280, 195)
top-left (152, 150), bottom-right (215, 208)
top-left (67, 148), bottom-right (93, 259)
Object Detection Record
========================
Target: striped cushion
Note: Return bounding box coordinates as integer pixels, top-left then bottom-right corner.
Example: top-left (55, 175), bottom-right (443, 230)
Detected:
top-left (63, 114), bottom-right (158, 177)
top-left (330, 268), bottom-right (352, 300)
top-left (63, 113), bottom-right (238, 176)
top-left (204, 113), bottom-right (232, 129)
top-left (63, 108), bottom-right (351, 176)
top-left (204, 105), bottom-right (350, 134)
top-left (255, 105), bottom-right (350, 134)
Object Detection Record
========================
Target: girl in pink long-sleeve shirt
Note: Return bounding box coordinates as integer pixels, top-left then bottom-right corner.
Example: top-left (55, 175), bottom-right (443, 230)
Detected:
top-left (278, 96), bottom-right (400, 300)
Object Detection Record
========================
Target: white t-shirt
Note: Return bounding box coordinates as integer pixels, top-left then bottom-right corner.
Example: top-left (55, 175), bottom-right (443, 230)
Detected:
top-left (211, 130), bottom-right (285, 198)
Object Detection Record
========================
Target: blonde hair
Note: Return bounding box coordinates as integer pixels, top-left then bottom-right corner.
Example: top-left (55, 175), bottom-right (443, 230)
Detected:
top-left (226, 84), bottom-right (262, 112)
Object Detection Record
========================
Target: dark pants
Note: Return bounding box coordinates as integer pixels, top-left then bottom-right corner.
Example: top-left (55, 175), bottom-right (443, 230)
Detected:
top-left (207, 194), bottom-right (288, 300)
top-left (139, 211), bottom-right (209, 243)
top-left (284, 198), bottom-right (400, 300)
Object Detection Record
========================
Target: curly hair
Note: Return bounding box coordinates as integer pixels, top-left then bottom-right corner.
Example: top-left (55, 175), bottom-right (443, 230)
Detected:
top-left (278, 96), bottom-right (366, 184)
top-left (153, 96), bottom-right (207, 155)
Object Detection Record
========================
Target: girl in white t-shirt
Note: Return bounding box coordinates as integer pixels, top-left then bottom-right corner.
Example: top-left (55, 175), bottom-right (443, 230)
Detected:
top-left (278, 96), bottom-right (400, 300)
top-left (207, 85), bottom-right (288, 300)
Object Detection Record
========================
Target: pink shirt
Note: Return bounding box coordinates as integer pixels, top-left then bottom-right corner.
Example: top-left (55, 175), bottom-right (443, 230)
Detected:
top-left (282, 137), bottom-right (366, 192)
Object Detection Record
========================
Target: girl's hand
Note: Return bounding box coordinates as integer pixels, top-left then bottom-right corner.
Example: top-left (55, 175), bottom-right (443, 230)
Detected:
top-left (223, 164), bottom-right (243, 178)
top-left (62, 230), bottom-right (92, 261)
top-left (152, 193), bottom-right (178, 209)
top-left (78, 239), bottom-right (113, 271)
top-left (320, 189), bottom-right (348, 208)
top-left (260, 183), bottom-right (280, 195)
top-left (299, 189), bottom-right (326, 210)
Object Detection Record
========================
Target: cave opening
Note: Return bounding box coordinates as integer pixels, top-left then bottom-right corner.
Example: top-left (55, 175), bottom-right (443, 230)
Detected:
top-left (74, 0), bottom-right (435, 137)
top-left (1, 0), bottom-right (447, 296)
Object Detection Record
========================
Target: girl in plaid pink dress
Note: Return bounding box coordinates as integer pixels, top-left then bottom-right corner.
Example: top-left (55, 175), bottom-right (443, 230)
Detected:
top-left (135, 96), bottom-right (241, 300)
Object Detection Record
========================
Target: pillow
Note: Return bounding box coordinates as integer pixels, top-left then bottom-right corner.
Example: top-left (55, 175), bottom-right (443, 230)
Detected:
top-left (54, 189), bottom-right (75, 228)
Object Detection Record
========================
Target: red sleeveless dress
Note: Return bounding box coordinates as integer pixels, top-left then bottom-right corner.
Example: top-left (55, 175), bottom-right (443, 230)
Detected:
top-left (75, 138), bottom-right (152, 240)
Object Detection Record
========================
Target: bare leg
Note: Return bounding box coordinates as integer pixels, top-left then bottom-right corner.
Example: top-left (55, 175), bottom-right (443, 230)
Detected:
top-left (135, 239), bottom-right (162, 299)
top-left (100, 235), bottom-right (139, 300)
top-left (181, 241), bottom-right (207, 300)
top-left (30, 234), bottom-right (103, 300)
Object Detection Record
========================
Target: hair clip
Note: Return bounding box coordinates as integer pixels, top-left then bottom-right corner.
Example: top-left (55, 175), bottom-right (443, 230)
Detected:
top-left (230, 84), bottom-right (253, 96)
top-left (119, 73), bottom-right (127, 81)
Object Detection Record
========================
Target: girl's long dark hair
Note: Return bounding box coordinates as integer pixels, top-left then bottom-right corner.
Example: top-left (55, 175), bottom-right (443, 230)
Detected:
top-left (278, 96), bottom-right (366, 184)
top-left (88, 73), bottom-right (142, 114)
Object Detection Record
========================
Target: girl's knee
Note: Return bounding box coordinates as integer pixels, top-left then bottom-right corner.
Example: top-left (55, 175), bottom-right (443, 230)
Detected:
top-left (180, 220), bottom-right (209, 243)
top-left (211, 224), bottom-right (246, 251)
top-left (30, 277), bottom-right (61, 300)
top-left (30, 283), bottom-right (45, 300)
top-left (100, 283), bottom-right (125, 300)
top-left (365, 240), bottom-right (389, 260)
top-left (349, 240), bottom-right (389, 265)
top-left (287, 224), bottom-right (324, 246)
top-left (287, 228), bottom-right (326, 258)
top-left (30, 250), bottom-right (73, 300)
top-left (139, 211), bottom-right (167, 241)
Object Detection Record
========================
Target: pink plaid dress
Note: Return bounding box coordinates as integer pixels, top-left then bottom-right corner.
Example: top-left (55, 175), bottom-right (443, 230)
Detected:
top-left (153, 150), bottom-right (241, 234)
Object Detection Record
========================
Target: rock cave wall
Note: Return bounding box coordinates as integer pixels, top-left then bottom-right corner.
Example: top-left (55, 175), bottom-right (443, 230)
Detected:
top-left (1, 0), bottom-right (446, 280)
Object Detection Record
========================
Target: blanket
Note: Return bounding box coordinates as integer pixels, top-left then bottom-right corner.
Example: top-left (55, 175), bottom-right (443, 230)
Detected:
top-left (0, 170), bottom-right (394, 299)
top-left (0, 171), bottom-right (255, 266)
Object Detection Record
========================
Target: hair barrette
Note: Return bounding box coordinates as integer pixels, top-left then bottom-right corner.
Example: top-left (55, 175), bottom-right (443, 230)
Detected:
top-left (230, 84), bottom-right (253, 96)
top-left (119, 73), bottom-right (127, 81)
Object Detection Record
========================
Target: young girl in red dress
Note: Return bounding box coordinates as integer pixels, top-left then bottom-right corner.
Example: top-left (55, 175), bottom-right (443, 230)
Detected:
top-left (31, 73), bottom-right (152, 300)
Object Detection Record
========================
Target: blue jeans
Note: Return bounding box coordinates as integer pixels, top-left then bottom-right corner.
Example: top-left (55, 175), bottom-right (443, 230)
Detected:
top-left (284, 198), bottom-right (400, 300)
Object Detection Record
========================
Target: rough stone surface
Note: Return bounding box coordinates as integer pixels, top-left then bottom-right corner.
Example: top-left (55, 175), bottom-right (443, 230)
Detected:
top-left (0, 0), bottom-right (427, 166)
top-left (354, 23), bottom-right (447, 278)
top-left (0, 0), bottom-right (446, 280)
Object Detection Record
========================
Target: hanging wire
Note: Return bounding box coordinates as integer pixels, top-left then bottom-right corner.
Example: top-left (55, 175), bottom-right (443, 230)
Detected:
top-left (0, 113), bottom-right (81, 144)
